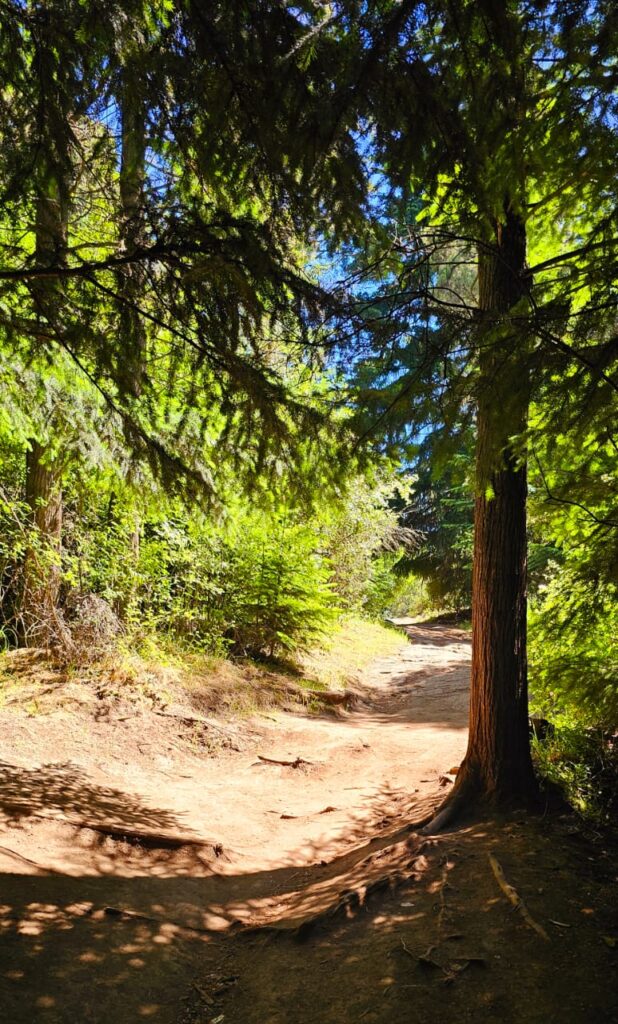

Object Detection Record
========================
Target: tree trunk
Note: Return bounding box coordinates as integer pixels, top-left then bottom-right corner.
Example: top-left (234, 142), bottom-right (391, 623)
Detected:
top-left (22, 441), bottom-right (63, 644)
top-left (427, 207), bottom-right (537, 828)
top-left (21, 117), bottom-right (69, 643)
top-left (118, 61), bottom-right (146, 395)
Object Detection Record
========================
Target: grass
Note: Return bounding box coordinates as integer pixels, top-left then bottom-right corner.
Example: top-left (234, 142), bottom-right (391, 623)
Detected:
top-left (0, 615), bottom-right (410, 721)
top-left (297, 614), bottom-right (408, 691)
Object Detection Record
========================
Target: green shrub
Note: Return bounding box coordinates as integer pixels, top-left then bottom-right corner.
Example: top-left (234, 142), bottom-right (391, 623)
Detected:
top-left (529, 568), bottom-right (618, 727)
top-left (529, 565), bottom-right (617, 824)
top-left (215, 513), bottom-right (338, 658)
top-left (532, 720), bottom-right (618, 824)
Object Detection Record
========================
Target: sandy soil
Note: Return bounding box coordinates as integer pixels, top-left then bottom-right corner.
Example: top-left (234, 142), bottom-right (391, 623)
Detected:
top-left (0, 624), bottom-right (616, 1024)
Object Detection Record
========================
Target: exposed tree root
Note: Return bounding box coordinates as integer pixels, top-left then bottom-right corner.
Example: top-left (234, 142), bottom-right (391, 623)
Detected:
top-left (488, 853), bottom-right (549, 940)
top-left (237, 835), bottom-right (432, 942)
top-left (419, 775), bottom-right (482, 834)
top-left (35, 814), bottom-right (220, 851)
top-left (419, 759), bottom-right (554, 835)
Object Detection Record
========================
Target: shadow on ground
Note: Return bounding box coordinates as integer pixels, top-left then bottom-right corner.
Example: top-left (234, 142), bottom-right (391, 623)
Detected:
top-left (0, 622), bottom-right (616, 1024)
top-left (0, 760), bottom-right (438, 1023)
top-left (1, 813), bottom-right (617, 1024)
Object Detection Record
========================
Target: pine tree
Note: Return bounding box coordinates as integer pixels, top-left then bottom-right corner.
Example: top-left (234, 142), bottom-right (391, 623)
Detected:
top-left (0, 0), bottom-right (349, 490)
top-left (304, 0), bottom-right (618, 821)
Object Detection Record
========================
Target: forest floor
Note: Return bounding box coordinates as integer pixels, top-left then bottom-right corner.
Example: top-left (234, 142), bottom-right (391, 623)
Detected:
top-left (0, 621), bottom-right (616, 1024)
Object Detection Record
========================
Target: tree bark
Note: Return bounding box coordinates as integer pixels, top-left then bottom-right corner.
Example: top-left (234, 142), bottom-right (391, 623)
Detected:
top-left (118, 58), bottom-right (146, 395)
top-left (21, 84), bottom-right (70, 643)
top-left (22, 441), bottom-right (63, 643)
top-left (426, 207), bottom-right (537, 828)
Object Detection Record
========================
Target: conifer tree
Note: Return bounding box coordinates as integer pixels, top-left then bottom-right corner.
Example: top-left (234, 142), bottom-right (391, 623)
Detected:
top-left (303, 0), bottom-right (618, 820)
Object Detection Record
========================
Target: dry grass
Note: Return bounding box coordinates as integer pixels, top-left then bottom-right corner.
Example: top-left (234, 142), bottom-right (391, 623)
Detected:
top-left (94, 616), bottom-right (408, 717)
top-left (298, 615), bottom-right (408, 691)
top-left (0, 616), bottom-right (408, 721)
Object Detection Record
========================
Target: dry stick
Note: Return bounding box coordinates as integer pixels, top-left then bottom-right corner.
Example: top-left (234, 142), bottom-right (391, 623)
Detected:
top-left (488, 853), bottom-right (549, 941)
top-left (256, 755), bottom-right (313, 768)
top-left (104, 906), bottom-right (211, 935)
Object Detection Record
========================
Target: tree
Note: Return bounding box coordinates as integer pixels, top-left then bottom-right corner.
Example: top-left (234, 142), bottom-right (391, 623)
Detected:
top-left (0, 0), bottom-right (615, 801)
top-left (19, 3), bottom-right (74, 642)
top-left (0, 0), bottom-right (362, 642)
top-left (301, 0), bottom-right (618, 821)
top-left (0, 0), bottom-right (351, 491)
top-left (394, 431), bottom-right (474, 612)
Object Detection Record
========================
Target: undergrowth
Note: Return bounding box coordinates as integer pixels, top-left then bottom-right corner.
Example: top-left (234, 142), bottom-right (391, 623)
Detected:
top-left (0, 615), bottom-right (405, 724)
top-left (532, 719), bottom-right (618, 826)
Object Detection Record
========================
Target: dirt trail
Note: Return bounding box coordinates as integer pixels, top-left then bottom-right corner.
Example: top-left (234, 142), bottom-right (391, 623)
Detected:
top-left (0, 624), bottom-right (616, 1024)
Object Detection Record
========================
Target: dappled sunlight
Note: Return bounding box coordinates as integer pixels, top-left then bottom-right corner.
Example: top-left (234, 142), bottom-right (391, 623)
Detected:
top-left (0, 880), bottom-right (209, 1023)
top-left (0, 759), bottom-right (188, 834)
top-left (0, 834), bottom-right (440, 1019)
top-left (0, 760), bottom-right (224, 879)
top-left (0, 621), bottom-right (475, 1020)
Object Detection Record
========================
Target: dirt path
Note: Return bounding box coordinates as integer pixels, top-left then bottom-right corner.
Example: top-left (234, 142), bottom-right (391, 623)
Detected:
top-left (0, 624), bottom-right (616, 1023)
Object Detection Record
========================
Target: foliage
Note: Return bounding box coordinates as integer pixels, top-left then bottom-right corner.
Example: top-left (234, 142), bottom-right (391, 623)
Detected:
top-left (529, 569), bottom-right (618, 726)
top-left (0, 0), bottom-right (362, 492)
top-left (322, 476), bottom-right (416, 615)
top-left (197, 511), bottom-right (338, 659)
top-left (384, 574), bottom-right (432, 619)
top-left (532, 723), bottom-right (618, 825)
top-left (0, 430), bottom-right (412, 659)
top-left (527, 445), bottom-right (617, 821)
top-left (393, 431), bottom-right (474, 611)
top-left (64, 493), bottom-right (341, 660)
top-left (527, 409), bottom-right (618, 727)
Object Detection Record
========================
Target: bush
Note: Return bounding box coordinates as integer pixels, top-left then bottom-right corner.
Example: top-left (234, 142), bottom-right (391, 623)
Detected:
top-left (324, 477), bottom-right (415, 614)
top-left (529, 564), bottom-right (617, 825)
top-left (532, 721), bottom-right (618, 824)
top-left (215, 513), bottom-right (338, 658)
top-left (529, 568), bottom-right (618, 727)
top-left (64, 498), bottom-right (339, 659)
top-left (384, 573), bottom-right (432, 618)
top-left (1, 449), bottom-right (411, 661)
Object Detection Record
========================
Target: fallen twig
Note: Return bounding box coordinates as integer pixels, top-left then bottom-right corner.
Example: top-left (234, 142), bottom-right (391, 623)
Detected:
top-left (256, 754), bottom-right (312, 768)
top-left (488, 853), bottom-right (549, 941)
top-left (418, 944), bottom-right (442, 970)
top-left (103, 906), bottom-right (211, 935)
